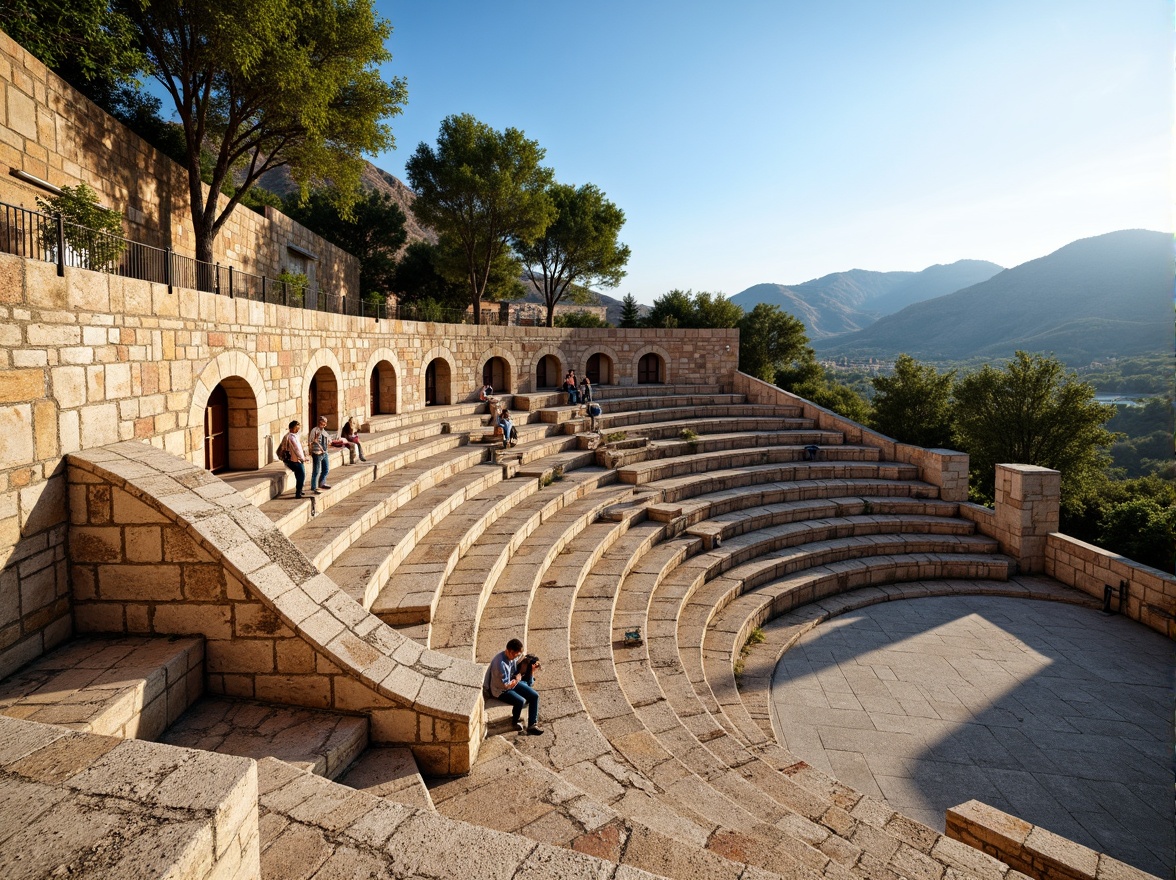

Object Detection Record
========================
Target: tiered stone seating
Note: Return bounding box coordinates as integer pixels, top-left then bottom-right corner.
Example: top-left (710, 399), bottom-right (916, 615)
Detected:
top-left (10, 381), bottom-right (1093, 880)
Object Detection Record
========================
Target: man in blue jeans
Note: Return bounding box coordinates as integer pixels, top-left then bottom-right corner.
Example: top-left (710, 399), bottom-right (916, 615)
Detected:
top-left (487, 638), bottom-right (544, 735)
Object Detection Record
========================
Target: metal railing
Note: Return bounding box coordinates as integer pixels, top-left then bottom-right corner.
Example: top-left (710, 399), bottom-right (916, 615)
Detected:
top-left (0, 199), bottom-right (514, 325)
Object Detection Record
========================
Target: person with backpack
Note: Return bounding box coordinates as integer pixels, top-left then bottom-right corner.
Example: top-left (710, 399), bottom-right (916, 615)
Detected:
top-left (277, 420), bottom-right (307, 498)
top-left (307, 415), bottom-right (333, 493)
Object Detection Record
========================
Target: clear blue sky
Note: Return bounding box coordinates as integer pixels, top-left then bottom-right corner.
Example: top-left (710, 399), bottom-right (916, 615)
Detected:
top-left (372, 1), bottom-right (1172, 304)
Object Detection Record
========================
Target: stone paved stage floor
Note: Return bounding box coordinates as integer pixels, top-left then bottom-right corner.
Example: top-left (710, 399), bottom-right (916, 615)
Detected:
top-left (768, 594), bottom-right (1174, 876)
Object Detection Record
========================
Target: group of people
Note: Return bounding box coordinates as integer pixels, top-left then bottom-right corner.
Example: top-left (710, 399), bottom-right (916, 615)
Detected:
top-left (562, 370), bottom-right (592, 406)
top-left (277, 415), bottom-right (368, 499)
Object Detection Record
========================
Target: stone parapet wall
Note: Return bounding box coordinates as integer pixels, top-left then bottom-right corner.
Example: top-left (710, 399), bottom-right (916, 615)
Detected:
top-left (68, 441), bottom-right (486, 775)
top-left (0, 714), bottom-right (260, 880)
top-left (0, 252), bottom-right (736, 679)
top-left (0, 29), bottom-right (358, 294)
top-left (946, 799), bottom-right (1160, 880)
top-left (1044, 534), bottom-right (1176, 639)
top-left (729, 371), bottom-right (970, 500)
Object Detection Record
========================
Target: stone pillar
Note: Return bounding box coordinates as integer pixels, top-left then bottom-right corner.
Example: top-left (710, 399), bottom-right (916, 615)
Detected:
top-left (994, 464), bottom-right (1060, 573)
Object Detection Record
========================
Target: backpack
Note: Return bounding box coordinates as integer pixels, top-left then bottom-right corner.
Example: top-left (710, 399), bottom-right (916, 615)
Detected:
top-left (277, 435), bottom-right (292, 462)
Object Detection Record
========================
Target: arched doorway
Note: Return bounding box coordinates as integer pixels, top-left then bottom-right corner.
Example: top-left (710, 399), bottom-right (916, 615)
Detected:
top-left (203, 378), bottom-right (258, 472)
top-left (308, 366), bottom-right (339, 429)
top-left (638, 352), bottom-right (664, 384)
top-left (204, 383), bottom-right (228, 472)
top-left (481, 356), bottom-right (511, 393)
top-left (425, 358), bottom-right (451, 406)
top-left (586, 352), bottom-right (614, 386)
top-left (370, 360), bottom-right (396, 415)
top-left (536, 354), bottom-right (560, 389)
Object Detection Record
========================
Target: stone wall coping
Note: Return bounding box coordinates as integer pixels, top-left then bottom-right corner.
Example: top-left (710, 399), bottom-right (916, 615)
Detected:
top-left (67, 441), bottom-right (484, 725)
top-left (0, 713), bottom-right (259, 880)
top-left (946, 799), bottom-right (1160, 880)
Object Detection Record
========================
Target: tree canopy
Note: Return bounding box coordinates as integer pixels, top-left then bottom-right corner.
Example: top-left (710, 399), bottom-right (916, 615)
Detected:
top-left (870, 354), bottom-right (957, 448)
top-left (643, 289), bottom-right (742, 329)
top-left (1, 0), bottom-right (142, 82)
top-left (406, 114), bottom-right (554, 324)
top-left (736, 303), bottom-right (811, 384)
top-left (283, 188), bottom-right (407, 299)
top-left (952, 351), bottom-right (1117, 503)
top-left (515, 182), bottom-right (630, 326)
top-left (133, 0), bottom-right (406, 262)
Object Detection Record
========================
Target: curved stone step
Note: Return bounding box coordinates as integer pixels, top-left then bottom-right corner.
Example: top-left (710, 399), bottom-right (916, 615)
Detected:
top-left (603, 430), bottom-right (851, 469)
top-left (651, 468), bottom-right (936, 505)
top-left (622, 451), bottom-right (906, 487)
top-left (277, 439), bottom-right (481, 560)
top-left (330, 463), bottom-right (502, 610)
top-left (596, 403), bottom-right (807, 433)
top-left (429, 465), bottom-right (619, 659)
top-left (513, 383), bottom-right (728, 410)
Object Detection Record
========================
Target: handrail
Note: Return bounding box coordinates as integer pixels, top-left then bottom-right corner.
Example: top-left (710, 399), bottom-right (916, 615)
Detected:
top-left (0, 199), bottom-right (491, 325)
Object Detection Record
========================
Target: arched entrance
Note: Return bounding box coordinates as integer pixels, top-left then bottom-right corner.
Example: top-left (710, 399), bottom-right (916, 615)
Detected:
top-left (308, 366), bottom-right (339, 429)
top-left (536, 354), bottom-right (560, 389)
top-left (203, 377), bottom-right (258, 472)
top-left (638, 352), bottom-right (664, 384)
top-left (425, 358), bottom-right (451, 406)
top-left (481, 356), bottom-right (511, 393)
top-left (370, 360), bottom-right (397, 415)
top-left (586, 352), bottom-right (614, 385)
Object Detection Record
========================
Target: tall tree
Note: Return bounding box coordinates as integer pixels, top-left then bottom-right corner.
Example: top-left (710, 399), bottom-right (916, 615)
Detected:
top-left (1, 0), bottom-right (141, 81)
top-left (619, 293), bottom-right (641, 328)
top-left (952, 351), bottom-right (1117, 502)
top-left (132, 0), bottom-right (406, 263)
top-left (870, 354), bottom-right (957, 448)
top-left (406, 114), bottom-right (554, 324)
top-left (643, 288), bottom-right (695, 328)
top-left (736, 303), bottom-right (811, 384)
top-left (515, 182), bottom-right (630, 326)
top-left (389, 241), bottom-right (467, 310)
top-left (283, 188), bottom-right (407, 298)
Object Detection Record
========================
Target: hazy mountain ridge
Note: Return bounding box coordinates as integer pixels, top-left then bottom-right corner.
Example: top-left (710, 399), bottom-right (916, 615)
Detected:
top-left (813, 230), bottom-right (1170, 363)
top-left (730, 260), bottom-right (1002, 338)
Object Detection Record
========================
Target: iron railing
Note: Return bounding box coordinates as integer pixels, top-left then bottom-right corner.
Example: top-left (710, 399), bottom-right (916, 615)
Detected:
top-left (0, 199), bottom-right (512, 325)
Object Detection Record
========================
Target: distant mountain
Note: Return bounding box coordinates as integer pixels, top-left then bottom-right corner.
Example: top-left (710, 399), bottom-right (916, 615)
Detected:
top-left (814, 230), bottom-right (1171, 364)
top-left (729, 260), bottom-right (1003, 338)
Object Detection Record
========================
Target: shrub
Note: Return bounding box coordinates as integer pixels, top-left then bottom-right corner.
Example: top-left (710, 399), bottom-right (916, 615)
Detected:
top-left (37, 184), bottom-right (126, 271)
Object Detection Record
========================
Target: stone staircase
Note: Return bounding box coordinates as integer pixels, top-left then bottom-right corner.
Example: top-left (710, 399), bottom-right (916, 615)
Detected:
top-left (5, 381), bottom-right (1113, 880)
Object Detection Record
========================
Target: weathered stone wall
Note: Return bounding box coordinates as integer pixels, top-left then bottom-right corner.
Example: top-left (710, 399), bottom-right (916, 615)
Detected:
top-left (946, 799), bottom-right (1159, 880)
top-left (68, 442), bottom-right (485, 774)
top-left (0, 29), bottom-right (358, 295)
top-left (0, 251), bottom-right (738, 679)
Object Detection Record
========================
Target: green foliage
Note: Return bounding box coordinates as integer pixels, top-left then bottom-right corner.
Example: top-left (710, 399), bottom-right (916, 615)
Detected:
top-left (2, 0), bottom-right (142, 81)
top-left (37, 184), bottom-right (127, 271)
top-left (277, 270), bottom-right (309, 303)
top-left (679, 429), bottom-right (699, 443)
top-left (737, 303), bottom-right (811, 384)
top-left (643, 289), bottom-right (741, 329)
top-left (1076, 354), bottom-right (1170, 394)
top-left (238, 185), bottom-right (284, 213)
top-left (792, 375), bottom-right (872, 424)
top-left (134, 0), bottom-right (406, 261)
top-left (407, 114), bottom-right (554, 323)
top-left (1097, 498), bottom-right (1175, 571)
top-left (952, 351), bottom-right (1117, 505)
top-left (284, 188), bottom-right (408, 298)
top-left (515, 182), bottom-right (630, 326)
top-left (870, 354), bottom-right (957, 448)
top-left (619, 293), bottom-right (641, 328)
top-left (554, 310), bottom-right (610, 328)
top-left (389, 242), bottom-right (467, 310)
top-left (604, 431), bottom-right (627, 444)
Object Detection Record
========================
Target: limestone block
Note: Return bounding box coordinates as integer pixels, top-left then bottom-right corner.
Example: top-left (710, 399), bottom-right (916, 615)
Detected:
top-left (0, 402), bottom-right (33, 470)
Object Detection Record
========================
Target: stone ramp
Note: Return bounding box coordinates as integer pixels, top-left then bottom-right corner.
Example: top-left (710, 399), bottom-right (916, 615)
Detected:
top-left (0, 634), bottom-right (203, 740)
top-left (161, 696), bottom-right (369, 781)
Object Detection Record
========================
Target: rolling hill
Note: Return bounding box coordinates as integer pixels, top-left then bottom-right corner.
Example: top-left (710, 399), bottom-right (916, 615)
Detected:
top-left (813, 230), bottom-right (1171, 364)
top-left (730, 260), bottom-right (1002, 338)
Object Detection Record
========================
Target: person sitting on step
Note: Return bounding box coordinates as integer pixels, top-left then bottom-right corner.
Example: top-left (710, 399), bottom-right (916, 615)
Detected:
top-left (498, 408), bottom-right (518, 448)
top-left (562, 371), bottom-right (580, 405)
top-left (340, 417), bottom-right (368, 464)
top-left (487, 638), bottom-right (543, 735)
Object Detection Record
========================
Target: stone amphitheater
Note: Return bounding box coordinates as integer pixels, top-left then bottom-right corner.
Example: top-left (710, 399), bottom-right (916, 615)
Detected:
top-left (0, 29), bottom-right (1173, 880)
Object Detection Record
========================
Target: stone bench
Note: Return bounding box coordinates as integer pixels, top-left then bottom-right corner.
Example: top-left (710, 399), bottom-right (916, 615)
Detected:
top-left (0, 634), bottom-right (203, 740)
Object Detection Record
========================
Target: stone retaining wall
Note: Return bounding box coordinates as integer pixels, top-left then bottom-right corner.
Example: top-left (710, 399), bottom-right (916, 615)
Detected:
top-left (0, 29), bottom-right (358, 293)
top-left (729, 371), bottom-right (970, 501)
top-left (946, 799), bottom-right (1159, 880)
top-left (0, 252), bottom-right (737, 679)
top-left (67, 441), bottom-right (488, 775)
